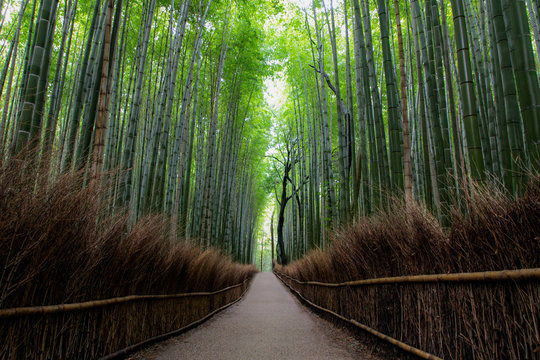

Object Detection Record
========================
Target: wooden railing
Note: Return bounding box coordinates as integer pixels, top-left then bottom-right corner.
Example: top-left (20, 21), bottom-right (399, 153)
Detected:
top-left (0, 278), bottom-right (251, 360)
top-left (274, 268), bottom-right (540, 360)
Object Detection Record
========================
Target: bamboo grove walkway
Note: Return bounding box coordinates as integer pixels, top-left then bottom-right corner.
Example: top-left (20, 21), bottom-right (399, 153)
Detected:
top-left (131, 273), bottom-right (380, 360)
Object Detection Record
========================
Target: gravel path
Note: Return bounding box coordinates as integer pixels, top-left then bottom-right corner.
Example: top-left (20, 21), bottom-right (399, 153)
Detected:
top-left (130, 272), bottom-right (381, 360)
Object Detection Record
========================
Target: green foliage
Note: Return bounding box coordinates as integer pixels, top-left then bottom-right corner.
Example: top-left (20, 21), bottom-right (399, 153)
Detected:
top-left (0, 0), bottom-right (539, 265)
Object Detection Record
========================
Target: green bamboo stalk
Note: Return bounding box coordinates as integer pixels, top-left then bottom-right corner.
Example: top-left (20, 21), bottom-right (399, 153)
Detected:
top-left (450, 0), bottom-right (485, 180)
top-left (361, 0), bottom-right (390, 202)
top-left (351, 0), bottom-right (371, 214)
top-left (502, 0), bottom-right (540, 172)
top-left (377, 0), bottom-right (403, 193)
top-left (489, 0), bottom-right (525, 194)
top-left (393, 0), bottom-right (412, 203)
top-left (16, 0), bottom-right (59, 153)
top-left (61, 0), bottom-right (101, 172)
top-left (484, 0), bottom-right (511, 191)
top-left (464, 0), bottom-right (493, 175)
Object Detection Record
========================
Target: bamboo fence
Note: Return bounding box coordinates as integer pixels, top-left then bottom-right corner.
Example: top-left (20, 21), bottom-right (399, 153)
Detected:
top-left (275, 268), bottom-right (540, 286)
top-left (0, 279), bottom-right (250, 360)
top-left (274, 269), bottom-right (540, 360)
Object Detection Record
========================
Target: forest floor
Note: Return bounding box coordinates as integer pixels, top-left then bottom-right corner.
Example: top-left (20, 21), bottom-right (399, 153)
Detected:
top-left (130, 272), bottom-right (383, 359)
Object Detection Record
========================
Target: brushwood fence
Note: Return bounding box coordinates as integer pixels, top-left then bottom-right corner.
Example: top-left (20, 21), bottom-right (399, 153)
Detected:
top-left (274, 269), bottom-right (540, 360)
top-left (0, 278), bottom-right (250, 359)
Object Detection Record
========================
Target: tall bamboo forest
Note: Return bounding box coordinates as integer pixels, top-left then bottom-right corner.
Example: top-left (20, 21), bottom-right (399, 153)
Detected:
top-left (1, 0), bottom-right (539, 358)
top-left (0, 0), bottom-right (539, 264)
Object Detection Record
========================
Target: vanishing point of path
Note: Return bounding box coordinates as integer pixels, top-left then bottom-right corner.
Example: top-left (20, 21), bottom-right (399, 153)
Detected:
top-left (131, 272), bottom-right (383, 360)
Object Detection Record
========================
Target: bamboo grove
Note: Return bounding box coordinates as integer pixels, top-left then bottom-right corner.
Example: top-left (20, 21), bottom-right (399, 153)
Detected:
top-left (0, 0), bottom-right (274, 263)
top-left (1, 0), bottom-right (539, 267)
top-left (268, 0), bottom-right (540, 264)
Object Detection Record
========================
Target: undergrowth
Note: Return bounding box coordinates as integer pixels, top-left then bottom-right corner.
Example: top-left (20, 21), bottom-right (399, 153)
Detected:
top-left (0, 153), bottom-right (256, 359)
top-left (278, 176), bottom-right (539, 281)
top-left (0, 153), bottom-right (255, 310)
top-left (276, 176), bottom-right (539, 360)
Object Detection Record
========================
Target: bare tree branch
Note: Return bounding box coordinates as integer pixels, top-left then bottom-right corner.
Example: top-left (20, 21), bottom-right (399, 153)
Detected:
top-left (287, 176), bottom-right (310, 202)
top-left (266, 154), bottom-right (285, 166)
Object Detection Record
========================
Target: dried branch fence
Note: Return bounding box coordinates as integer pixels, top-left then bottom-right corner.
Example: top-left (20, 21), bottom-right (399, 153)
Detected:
top-left (0, 279), bottom-right (250, 359)
top-left (275, 268), bottom-right (540, 360)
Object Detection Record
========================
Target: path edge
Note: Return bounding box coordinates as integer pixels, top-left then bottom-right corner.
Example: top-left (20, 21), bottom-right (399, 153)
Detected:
top-left (273, 271), bottom-right (442, 360)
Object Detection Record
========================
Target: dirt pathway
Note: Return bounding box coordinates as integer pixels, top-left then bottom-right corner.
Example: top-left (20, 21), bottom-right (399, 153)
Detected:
top-left (130, 272), bottom-right (381, 360)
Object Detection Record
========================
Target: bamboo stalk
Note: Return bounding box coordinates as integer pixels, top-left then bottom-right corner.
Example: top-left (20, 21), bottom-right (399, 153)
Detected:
top-left (275, 272), bottom-right (443, 360)
top-left (274, 268), bottom-right (540, 287)
top-left (0, 280), bottom-right (247, 318)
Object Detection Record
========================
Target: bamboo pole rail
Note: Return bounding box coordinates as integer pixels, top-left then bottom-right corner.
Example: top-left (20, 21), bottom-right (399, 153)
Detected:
top-left (0, 279), bottom-right (247, 319)
top-left (274, 268), bottom-right (540, 287)
top-left (274, 271), bottom-right (443, 360)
